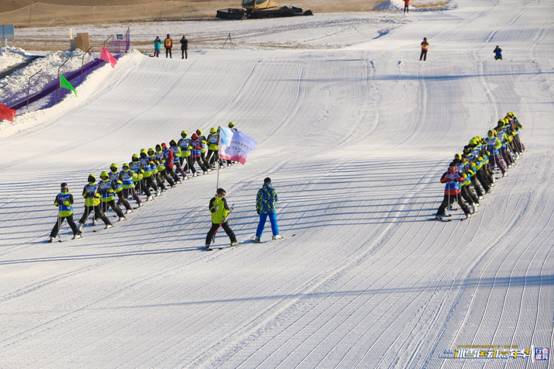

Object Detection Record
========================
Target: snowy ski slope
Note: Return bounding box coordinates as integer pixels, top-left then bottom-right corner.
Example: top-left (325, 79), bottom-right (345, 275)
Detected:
top-left (0, 0), bottom-right (553, 368)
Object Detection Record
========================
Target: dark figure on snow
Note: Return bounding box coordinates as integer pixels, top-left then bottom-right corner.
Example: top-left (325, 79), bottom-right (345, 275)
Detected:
top-left (49, 183), bottom-right (82, 242)
top-left (403, 0), bottom-right (410, 13)
top-left (180, 35), bottom-right (188, 59)
top-left (420, 37), bottom-right (429, 61)
top-left (205, 188), bottom-right (237, 249)
top-left (164, 34), bottom-right (173, 58)
top-left (494, 45), bottom-right (502, 60)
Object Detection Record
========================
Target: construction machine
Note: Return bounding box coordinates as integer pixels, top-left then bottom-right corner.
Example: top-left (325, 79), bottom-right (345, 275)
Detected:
top-left (217, 0), bottom-right (313, 20)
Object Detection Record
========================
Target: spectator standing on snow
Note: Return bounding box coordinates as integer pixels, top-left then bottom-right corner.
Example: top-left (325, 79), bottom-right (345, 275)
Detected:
top-left (153, 36), bottom-right (162, 57)
top-left (494, 45), bottom-right (502, 60)
top-left (255, 177), bottom-right (283, 243)
top-left (403, 0), bottom-right (410, 13)
top-left (205, 188), bottom-right (238, 249)
top-left (164, 34), bottom-right (173, 58)
top-left (180, 35), bottom-right (188, 59)
top-left (420, 37), bottom-right (429, 61)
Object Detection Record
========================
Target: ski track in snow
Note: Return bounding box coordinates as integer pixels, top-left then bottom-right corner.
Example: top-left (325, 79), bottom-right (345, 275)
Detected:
top-left (1, 0), bottom-right (554, 368)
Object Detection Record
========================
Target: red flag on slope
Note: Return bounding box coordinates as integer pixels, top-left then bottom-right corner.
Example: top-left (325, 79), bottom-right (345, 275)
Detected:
top-left (0, 103), bottom-right (16, 123)
top-left (100, 47), bottom-right (117, 68)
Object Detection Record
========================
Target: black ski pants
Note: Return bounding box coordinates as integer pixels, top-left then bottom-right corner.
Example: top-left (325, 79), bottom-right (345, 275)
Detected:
top-left (461, 186), bottom-right (479, 205)
top-left (206, 222), bottom-right (237, 246)
top-left (50, 215), bottom-right (79, 237)
top-left (116, 191), bottom-right (132, 210)
top-left (420, 49), bottom-right (427, 61)
top-left (207, 149), bottom-right (219, 167)
top-left (123, 188), bottom-right (141, 206)
top-left (79, 205), bottom-right (111, 225)
top-left (190, 157), bottom-right (208, 172)
top-left (181, 48), bottom-right (187, 59)
top-left (101, 200), bottom-right (125, 219)
top-left (165, 47), bottom-right (172, 58)
top-left (436, 193), bottom-right (470, 216)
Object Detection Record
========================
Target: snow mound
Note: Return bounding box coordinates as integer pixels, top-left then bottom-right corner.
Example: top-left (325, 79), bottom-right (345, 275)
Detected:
top-left (0, 49), bottom-right (94, 104)
top-left (0, 50), bottom-right (143, 136)
top-left (0, 46), bottom-right (28, 73)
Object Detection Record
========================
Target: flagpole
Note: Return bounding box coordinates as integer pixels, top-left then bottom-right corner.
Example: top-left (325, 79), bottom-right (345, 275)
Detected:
top-left (216, 126), bottom-right (221, 192)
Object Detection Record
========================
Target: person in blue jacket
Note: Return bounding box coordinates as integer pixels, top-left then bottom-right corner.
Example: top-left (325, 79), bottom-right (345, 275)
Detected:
top-left (153, 36), bottom-right (162, 57)
top-left (255, 177), bottom-right (283, 242)
top-left (494, 45), bottom-right (502, 60)
top-left (49, 182), bottom-right (82, 242)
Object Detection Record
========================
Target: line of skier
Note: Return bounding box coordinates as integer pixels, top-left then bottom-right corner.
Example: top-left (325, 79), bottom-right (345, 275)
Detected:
top-left (435, 112), bottom-right (525, 221)
top-left (48, 122), bottom-right (238, 242)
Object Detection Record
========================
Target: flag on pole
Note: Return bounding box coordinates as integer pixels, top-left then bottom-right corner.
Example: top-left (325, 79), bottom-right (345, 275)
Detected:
top-left (59, 74), bottom-right (77, 95)
top-left (0, 102), bottom-right (16, 122)
top-left (218, 127), bottom-right (256, 164)
top-left (100, 47), bottom-right (117, 68)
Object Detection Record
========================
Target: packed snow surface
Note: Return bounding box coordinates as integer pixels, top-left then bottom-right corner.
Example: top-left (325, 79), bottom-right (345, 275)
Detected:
top-left (0, 0), bottom-right (553, 368)
top-left (0, 46), bottom-right (28, 73)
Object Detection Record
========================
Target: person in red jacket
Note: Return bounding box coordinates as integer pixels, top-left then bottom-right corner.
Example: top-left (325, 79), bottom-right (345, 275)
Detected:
top-left (435, 165), bottom-right (471, 220)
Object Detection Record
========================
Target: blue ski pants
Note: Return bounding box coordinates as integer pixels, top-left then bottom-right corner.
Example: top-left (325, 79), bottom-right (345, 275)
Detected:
top-left (256, 211), bottom-right (279, 237)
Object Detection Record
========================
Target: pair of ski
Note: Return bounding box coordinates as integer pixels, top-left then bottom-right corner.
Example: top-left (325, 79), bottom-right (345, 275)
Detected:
top-left (434, 213), bottom-right (471, 222)
top-left (206, 234), bottom-right (294, 251)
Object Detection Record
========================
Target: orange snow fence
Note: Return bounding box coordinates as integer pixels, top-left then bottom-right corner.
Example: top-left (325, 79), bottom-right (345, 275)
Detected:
top-left (0, 103), bottom-right (16, 122)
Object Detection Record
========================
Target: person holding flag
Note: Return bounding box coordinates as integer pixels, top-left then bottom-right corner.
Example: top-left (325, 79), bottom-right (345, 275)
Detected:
top-left (205, 188), bottom-right (238, 249)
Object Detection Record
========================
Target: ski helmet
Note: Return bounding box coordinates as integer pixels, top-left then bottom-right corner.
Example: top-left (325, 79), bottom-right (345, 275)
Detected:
top-left (191, 133), bottom-right (198, 140)
top-left (216, 188), bottom-right (226, 196)
top-left (100, 171), bottom-right (109, 179)
top-left (181, 130), bottom-right (188, 138)
top-left (132, 153), bottom-right (139, 161)
top-left (110, 163), bottom-right (118, 172)
top-left (122, 163), bottom-right (129, 169)
top-left (196, 129), bottom-right (202, 136)
top-left (228, 121), bottom-right (235, 128)
top-left (210, 127), bottom-right (217, 134)
top-left (88, 174), bottom-right (95, 183)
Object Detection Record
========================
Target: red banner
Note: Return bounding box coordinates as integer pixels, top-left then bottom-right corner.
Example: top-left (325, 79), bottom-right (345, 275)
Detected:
top-left (0, 103), bottom-right (16, 122)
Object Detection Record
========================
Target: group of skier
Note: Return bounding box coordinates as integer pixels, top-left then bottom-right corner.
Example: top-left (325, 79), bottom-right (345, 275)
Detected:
top-left (48, 122), bottom-right (237, 242)
top-left (435, 112), bottom-right (525, 221)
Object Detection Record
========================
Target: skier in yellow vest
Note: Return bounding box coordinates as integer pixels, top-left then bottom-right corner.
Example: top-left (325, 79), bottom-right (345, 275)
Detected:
top-left (205, 188), bottom-right (237, 250)
top-left (49, 183), bottom-right (82, 242)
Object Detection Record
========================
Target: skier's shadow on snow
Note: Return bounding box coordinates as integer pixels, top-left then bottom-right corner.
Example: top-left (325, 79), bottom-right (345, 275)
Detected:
top-left (92, 274), bottom-right (554, 311)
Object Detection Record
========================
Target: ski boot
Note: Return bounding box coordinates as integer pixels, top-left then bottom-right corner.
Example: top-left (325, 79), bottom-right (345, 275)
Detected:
top-left (272, 235), bottom-right (284, 240)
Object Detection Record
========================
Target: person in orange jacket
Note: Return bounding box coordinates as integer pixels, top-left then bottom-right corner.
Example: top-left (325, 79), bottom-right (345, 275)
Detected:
top-left (164, 34), bottom-right (173, 59)
top-left (420, 37), bottom-right (429, 61)
top-left (435, 165), bottom-right (471, 221)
